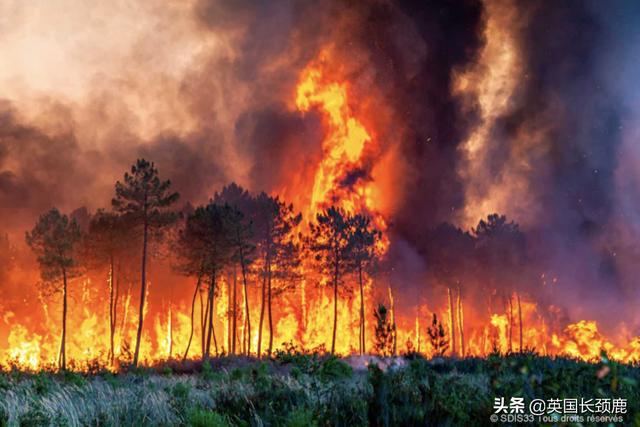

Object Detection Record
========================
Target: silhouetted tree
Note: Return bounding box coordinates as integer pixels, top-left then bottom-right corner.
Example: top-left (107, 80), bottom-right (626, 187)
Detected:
top-left (373, 303), bottom-right (395, 356)
top-left (175, 202), bottom-right (235, 360)
top-left (474, 214), bottom-right (527, 352)
top-left (26, 208), bottom-right (82, 370)
top-left (254, 192), bottom-right (302, 356)
top-left (425, 223), bottom-right (475, 356)
top-left (213, 184), bottom-right (255, 355)
top-left (306, 206), bottom-right (352, 354)
top-left (427, 313), bottom-right (449, 357)
top-left (348, 214), bottom-right (381, 355)
top-left (112, 159), bottom-right (179, 366)
top-left (85, 209), bottom-right (129, 364)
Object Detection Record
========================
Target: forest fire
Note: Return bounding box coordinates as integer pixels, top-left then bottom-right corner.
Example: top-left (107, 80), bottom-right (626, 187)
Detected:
top-left (1, 0), bottom-right (640, 378)
top-left (1, 48), bottom-right (639, 372)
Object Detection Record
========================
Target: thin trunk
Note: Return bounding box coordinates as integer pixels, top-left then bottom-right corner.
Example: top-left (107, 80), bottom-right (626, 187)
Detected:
top-left (331, 258), bottom-right (339, 354)
top-left (168, 303), bottom-right (173, 358)
top-left (201, 285), bottom-right (209, 357)
top-left (133, 217), bottom-right (149, 367)
top-left (108, 255), bottom-right (115, 365)
top-left (388, 285), bottom-right (397, 356)
top-left (60, 267), bottom-right (68, 371)
top-left (358, 264), bottom-right (365, 355)
top-left (508, 294), bottom-right (514, 353)
top-left (257, 268), bottom-right (266, 356)
top-left (239, 249), bottom-right (251, 356)
top-left (204, 272), bottom-right (217, 359)
top-left (517, 293), bottom-right (523, 353)
top-left (457, 286), bottom-right (465, 357)
top-left (232, 265), bottom-right (238, 355)
top-left (447, 287), bottom-right (456, 356)
top-left (227, 270), bottom-right (232, 354)
top-left (183, 274), bottom-right (202, 361)
top-left (267, 260), bottom-right (274, 356)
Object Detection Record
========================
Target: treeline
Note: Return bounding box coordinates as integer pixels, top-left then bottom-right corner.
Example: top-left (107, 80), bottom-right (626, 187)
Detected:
top-left (23, 159), bottom-right (383, 370)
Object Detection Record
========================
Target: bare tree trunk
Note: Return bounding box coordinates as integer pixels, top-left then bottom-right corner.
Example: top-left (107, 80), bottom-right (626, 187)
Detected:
top-left (358, 264), bottom-right (365, 355)
top-left (331, 260), bottom-right (339, 354)
top-left (508, 294), bottom-right (514, 353)
top-left (267, 261), bottom-right (274, 356)
top-left (183, 274), bottom-right (202, 361)
top-left (133, 218), bottom-right (148, 367)
top-left (201, 285), bottom-right (209, 357)
top-left (457, 286), bottom-right (465, 357)
top-left (257, 272), bottom-right (266, 357)
top-left (108, 255), bottom-right (115, 365)
top-left (204, 272), bottom-right (217, 359)
top-left (447, 287), bottom-right (456, 356)
top-left (227, 270), bottom-right (232, 354)
top-left (517, 293), bottom-right (523, 352)
top-left (239, 250), bottom-right (251, 356)
top-left (388, 285), bottom-right (397, 356)
top-left (168, 302), bottom-right (173, 358)
top-left (60, 267), bottom-right (68, 371)
top-left (232, 265), bottom-right (238, 355)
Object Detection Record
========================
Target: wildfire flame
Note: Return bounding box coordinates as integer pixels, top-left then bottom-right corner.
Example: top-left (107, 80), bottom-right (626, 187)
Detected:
top-left (1, 48), bottom-right (639, 370)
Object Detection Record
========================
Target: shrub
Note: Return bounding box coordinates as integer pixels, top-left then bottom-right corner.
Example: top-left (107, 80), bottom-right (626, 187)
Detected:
top-left (285, 408), bottom-right (318, 427)
top-left (318, 356), bottom-right (352, 381)
top-left (187, 409), bottom-right (231, 427)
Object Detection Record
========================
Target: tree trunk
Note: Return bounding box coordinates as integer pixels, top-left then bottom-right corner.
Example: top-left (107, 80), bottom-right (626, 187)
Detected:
top-left (257, 268), bottom-right (266, 356)
top-left (168, 302), bottom-right (173, 358)
top-left (457, 286), bottom-right (465, 357)
top-left (232, 265), bottom-right (238, 355)
top-left (204, 271), bottom-right (217, 359)
top-left (239, 250), bottom-right (251, 356)
top-left (267, 260), bottom-right (274, 356)
top-left (517, 293), bottom-right (523, 352)
top-left (108, 255), bottom-right (115, 365)
top-left (133, 218), bottom-right (148, 367)
top-left (331, 260), bottom-right (339, 354)
top-left (358, 264), bottom-right (365, 355)
top-left (201, 285), bottom-right (209, 357)
top-left (183, 274), bottom-right (202, 361)
top-left (508, 294), bottom-right (514, 353)
top-left (447, 287), bottom-right (456, 356)
top-left (60, 267), bottom-right (68, 371)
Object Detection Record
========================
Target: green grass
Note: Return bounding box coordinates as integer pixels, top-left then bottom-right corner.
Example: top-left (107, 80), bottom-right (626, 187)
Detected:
top-left (0, 353), bottom-right (638, 426)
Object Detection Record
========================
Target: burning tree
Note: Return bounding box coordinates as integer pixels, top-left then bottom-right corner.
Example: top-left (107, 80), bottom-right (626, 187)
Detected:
top-left (25, 208), bottom-right (82, 370)
top-left (348, 214), bottom-right (381, 355)
top-left (306, 206), bottom-right (352, 354)
top-left (427, 313), bottom-right (449, 357)
top-left (175, 202), bottom-right (236, 359)
top-left (213, 184), bottom-right (255, 356)
top-left (84, 209), bottom-right (130, 365)
top-left (254, 192), bottom-right (302, 356)
top-left (373, 303), bottom-right (395, 356)
top-left (425, 223), bottom-right (475, 356)
top-left (112, 159), bottom-right (179, 366)
top-left (474, 214), bottom-right (527, 353)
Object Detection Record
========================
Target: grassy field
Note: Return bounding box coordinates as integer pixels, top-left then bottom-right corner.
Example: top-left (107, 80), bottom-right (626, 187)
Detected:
top-left (0, 351), bottom-right (639, 426)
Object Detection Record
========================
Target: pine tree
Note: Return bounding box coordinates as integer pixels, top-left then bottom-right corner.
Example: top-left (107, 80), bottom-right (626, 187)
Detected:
top-left (306, 206), bottom-right (351, 354)
top-left (112, 159), bottom-right (179, 366)
top-left (427, 313), bottom-right (449, 357)
top-left (26, 208), bottom-right (82, 370)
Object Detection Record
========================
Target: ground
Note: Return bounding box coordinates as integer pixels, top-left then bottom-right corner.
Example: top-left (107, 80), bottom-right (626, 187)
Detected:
top-left (0, 352), bottom-right (639, 426)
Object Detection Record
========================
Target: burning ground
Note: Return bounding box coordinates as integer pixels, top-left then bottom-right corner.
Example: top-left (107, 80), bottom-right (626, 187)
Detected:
top-left (1, 0), bottom-right (640, 369)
